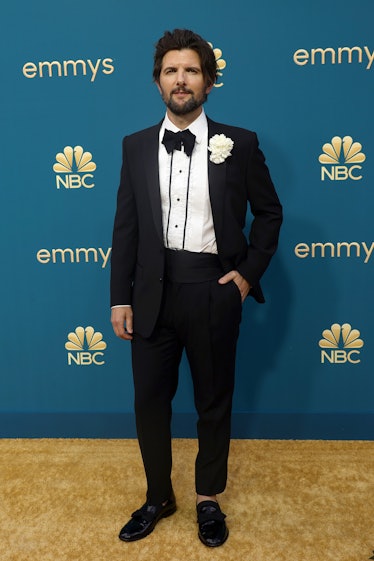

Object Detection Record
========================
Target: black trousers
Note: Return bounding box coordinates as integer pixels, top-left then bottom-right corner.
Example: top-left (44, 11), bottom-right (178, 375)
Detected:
top-left (131, 251), bottom-right (242, 504)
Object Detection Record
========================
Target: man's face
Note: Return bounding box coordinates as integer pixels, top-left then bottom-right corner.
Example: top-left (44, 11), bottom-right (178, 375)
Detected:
top-left (156, 49), bottom-right (213, 117)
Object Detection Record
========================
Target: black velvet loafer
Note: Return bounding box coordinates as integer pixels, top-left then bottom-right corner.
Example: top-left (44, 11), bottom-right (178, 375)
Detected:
top-left (197, 500), bottom-right (228, 547)
top-left (119, 493), bottom-right (177, 542)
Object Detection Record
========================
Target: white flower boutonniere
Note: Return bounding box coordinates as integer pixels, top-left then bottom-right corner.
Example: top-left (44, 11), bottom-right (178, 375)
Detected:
top-left (208, 134), bottom-right (234, 164)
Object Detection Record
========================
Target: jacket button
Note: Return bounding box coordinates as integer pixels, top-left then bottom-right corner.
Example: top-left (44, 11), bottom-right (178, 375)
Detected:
top-left (159, 277), bottom-right (163, 282)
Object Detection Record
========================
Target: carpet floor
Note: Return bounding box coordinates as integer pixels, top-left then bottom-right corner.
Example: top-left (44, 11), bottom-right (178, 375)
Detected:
top-left (0, 438), bottom-right (373, 561)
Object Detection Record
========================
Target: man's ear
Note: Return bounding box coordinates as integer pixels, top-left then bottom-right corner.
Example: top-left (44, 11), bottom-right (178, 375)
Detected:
top-left (155, 81), bottom-right (162, 95)
top-left (205, 80), bottom-right (214, 95)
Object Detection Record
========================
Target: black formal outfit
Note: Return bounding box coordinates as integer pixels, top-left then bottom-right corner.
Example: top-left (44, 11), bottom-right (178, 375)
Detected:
top-left (111, 116), bottom-right (282, 504)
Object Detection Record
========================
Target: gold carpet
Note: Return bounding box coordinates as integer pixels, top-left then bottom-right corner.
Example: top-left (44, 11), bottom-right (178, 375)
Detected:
top-left (0, 439), bottom-right (373, 561)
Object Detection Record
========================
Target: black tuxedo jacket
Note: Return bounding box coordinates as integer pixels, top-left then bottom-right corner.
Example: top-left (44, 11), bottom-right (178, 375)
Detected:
top-left (111, 117), bottom-right (282, 337)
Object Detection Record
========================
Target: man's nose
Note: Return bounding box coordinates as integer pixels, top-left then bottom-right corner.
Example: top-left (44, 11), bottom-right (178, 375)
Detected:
top-left (176, 70), bottom-right (186, 84)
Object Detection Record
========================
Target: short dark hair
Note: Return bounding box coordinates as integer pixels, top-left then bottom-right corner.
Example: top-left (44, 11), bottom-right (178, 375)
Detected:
top-left (153, 29), bottom-right (217, 86)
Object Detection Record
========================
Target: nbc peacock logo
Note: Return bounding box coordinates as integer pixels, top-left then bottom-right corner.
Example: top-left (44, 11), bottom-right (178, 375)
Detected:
top-left (65, 326), bottom-right (107, 365)
top-left (208, 42), bottom-right (226, 88)
top-left (319, 323), bottom-right (364, 364)
top-left (53, 145), bottom-right (97, 189)
top-left (319, 136), bottom-right (366, 181)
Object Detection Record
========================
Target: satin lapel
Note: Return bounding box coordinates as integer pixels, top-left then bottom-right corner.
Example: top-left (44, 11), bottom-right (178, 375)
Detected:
top-left (144, 124), bottom-right (163, 243)
top-left (207, 119), bottom-right (227, 239)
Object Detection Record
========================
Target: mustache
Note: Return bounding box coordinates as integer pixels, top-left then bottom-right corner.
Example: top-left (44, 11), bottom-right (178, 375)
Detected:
top-left (171, 87), bottom-right (193, 94)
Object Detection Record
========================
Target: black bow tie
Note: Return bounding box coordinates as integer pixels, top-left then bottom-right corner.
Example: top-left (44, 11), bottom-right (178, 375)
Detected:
top-left (162, 128), bottom-right (196, 157)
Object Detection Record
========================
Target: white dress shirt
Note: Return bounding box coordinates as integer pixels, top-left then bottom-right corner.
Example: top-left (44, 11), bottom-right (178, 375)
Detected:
top-left (159, 110), bottom-right (217, 254)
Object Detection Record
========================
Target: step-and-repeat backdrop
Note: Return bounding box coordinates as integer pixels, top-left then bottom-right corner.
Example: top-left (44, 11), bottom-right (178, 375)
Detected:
top-left (1, 0), bottom-right (373, 438)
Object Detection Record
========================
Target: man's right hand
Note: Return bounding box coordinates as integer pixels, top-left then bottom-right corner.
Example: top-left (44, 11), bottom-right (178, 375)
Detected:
top-left (111, 306), bottom-right (133, 340)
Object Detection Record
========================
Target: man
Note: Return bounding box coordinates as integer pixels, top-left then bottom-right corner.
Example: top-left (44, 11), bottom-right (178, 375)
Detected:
top-left (111, 29), bottom-right (282, 547)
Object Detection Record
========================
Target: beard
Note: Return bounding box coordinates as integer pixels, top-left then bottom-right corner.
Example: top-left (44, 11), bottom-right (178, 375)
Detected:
top-left (163, 86), bottom-right (208, 116)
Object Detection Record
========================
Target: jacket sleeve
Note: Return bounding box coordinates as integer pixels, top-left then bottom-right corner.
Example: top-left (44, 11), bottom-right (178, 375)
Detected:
top-left (236, 133), bottom-right (283, 287)
top-left (110, 137), bottom-right (138, 307)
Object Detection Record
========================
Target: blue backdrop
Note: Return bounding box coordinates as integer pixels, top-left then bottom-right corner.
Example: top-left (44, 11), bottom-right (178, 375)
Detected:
top-left (1, 0), bottom-right (373, 439)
